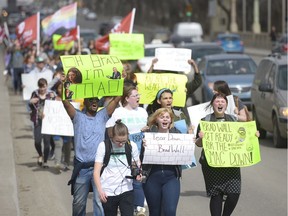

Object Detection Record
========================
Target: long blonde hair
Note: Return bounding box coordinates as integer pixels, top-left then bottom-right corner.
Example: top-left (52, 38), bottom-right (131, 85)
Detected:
top-left (148, 108), bottom-right (174, 129)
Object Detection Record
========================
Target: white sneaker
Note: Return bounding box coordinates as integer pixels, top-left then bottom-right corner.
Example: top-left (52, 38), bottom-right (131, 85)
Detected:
top-left (135, 206), bottom-right (146, 216)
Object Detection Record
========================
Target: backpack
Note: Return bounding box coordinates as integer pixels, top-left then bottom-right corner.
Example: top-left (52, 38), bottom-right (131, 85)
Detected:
top-left (100, 139), bottom-right (132, 175)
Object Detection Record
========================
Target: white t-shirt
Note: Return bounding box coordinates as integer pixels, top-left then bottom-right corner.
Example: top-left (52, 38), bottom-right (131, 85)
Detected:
top-left (95, 140), bottom-right (139, 196)
top-left (106, 106), bottom-right (148, 134)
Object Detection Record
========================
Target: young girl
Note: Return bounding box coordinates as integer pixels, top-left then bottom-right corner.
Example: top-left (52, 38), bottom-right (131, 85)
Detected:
top-left (140, 108), bottom-right (182, 216)
top-left (94, 120), bottom-right (141, 216)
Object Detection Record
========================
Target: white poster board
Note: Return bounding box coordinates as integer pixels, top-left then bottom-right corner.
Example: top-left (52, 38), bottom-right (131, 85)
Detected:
top-left (21, 72), bottom-right (53, 100)
top-left (154, 48), bottom-right (192, 72)
top-left (187, 95), bottom-right (237, 135)
top-left (142, 132), bottom-right (195, 165)
top-left (41, 100), bottom-right (79, 136)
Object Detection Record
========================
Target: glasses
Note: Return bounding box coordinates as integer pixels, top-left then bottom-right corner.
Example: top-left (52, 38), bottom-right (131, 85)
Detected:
top-left (129, 94), bottom-right (140, 98)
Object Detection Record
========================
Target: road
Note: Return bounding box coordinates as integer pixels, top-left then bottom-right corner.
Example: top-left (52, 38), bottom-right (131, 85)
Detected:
top-left (1, 46), bottom-right (287, 216)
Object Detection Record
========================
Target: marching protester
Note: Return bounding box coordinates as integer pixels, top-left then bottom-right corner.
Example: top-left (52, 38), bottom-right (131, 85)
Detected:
top-left (62, 78), bottom-right (121, 215)
top-left (195, 93), bottom-right (260, 216)
top-left (106, 85), bottom-right (148, 216)
top-left (94, 119), bottom-right (141, 216)
top-left (140, 108), bottom-right (182, 216)
top-left (29, 78), bottom-right (56, 168)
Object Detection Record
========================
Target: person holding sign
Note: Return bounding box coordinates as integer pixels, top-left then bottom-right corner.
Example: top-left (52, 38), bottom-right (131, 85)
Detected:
top-left (106, 85), bottom-right (148, 216)
top-left (195, 93), bottom-right (259, 216)
top-left (29, 78), bottom-right (56, 168)
top-left (140, 108), bottom-right (182, 216)
top-left (94, 120), bottom-right (141, 216)
top-left (63, 93), bottom-right (121, 216)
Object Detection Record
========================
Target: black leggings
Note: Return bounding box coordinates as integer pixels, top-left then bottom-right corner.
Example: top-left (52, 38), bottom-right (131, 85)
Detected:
top-left (210, 193), bottom-right (240, 216)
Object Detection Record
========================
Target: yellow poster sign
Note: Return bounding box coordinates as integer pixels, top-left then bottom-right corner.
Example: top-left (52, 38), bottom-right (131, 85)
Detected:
top-left (135, 73), bottom-right (188, 107)
top-left (60, 55), bottom-right (124, 99)
top-left (199, 120), bottom-right (261, 167)
top-left (52, 34), bottom-right (74, 50)
top-left (109, 33), bottom-right (144, 60)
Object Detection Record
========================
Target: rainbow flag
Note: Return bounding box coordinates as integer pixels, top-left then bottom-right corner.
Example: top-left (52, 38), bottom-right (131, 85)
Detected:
top-left (41, 2), bottom-right (77, 36)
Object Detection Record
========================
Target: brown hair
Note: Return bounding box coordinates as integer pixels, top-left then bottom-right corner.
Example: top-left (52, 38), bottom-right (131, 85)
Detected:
top-left (67, 67), bottom-right (82, 84)
top-left (148, 108), bottom-right (174, 129)
top-left (112, 119), bottom-right (129, 137)
top-left (37, 78), bottom-right (48, 88)
top-left (121, 85), bottom-right (137, 106)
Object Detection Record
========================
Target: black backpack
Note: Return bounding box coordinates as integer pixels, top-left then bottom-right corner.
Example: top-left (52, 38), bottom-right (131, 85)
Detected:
top-left (100, 139), bottom-right (132, 175)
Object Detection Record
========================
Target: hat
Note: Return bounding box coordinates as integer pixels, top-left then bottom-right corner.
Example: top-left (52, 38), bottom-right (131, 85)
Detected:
top-left (35, 56), bottom-right (45, 63)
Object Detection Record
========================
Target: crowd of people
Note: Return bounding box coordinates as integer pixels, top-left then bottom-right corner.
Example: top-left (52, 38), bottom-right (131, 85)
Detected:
top-left (3, 36), bottom-right (260, 216)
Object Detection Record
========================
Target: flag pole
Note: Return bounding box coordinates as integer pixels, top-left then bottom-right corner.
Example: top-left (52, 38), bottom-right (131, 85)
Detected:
top-left (36, 12), bottom-right (40, 56)
top-left (129, 8), bottom-right (136, 33)
top-left (77, 25), bottom-right (81, 54)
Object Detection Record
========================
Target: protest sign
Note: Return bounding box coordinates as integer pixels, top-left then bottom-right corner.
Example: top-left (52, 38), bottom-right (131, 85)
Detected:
top-left (129, 132), bottom-right (143, 151)
top-left (199, 121), bottom-right (261, 167)
top-left (109, 33), bottom-right (144, 60)
top-left (142, 132), bottom-right (195, 165)
top-left (154, 48), bottom-right (192, 72)
top-left (41, 100), bottom-right (79, 136)
top-left (60, 55), bottom-right (124, 99)
top-left (21, 71), bottom-right (53, 100)
top-left (135, 73), bottom-right (187, 107)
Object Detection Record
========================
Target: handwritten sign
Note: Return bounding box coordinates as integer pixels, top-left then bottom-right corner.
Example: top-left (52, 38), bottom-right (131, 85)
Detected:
top-left (199, 121), bottom-right (261, 167)
top-left (60, 55), bottom-right (124, 99)
top-left (21, 71), bottom-right (53, 100)
top-left (154, 48), bottom-right (192, 72)
top-left (135, 73), bottom-right (187, 107)
top-left (142, 132), bottom-right (195, 165)
top-left (109, 33), bottom-right (144, 60)
top-left (41, 100), bottom-right (79, 136)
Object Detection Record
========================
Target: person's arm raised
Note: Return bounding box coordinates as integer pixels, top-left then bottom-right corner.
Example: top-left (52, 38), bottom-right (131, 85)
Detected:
top-left (62, 100), bottom-right (76, 119)
top-left (106, 96), bottom-right (121, 116)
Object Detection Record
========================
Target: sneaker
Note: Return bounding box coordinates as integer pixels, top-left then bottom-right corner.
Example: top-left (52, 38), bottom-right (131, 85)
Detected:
top-left (42, 162), bottom-right (49, 168)
top-left (37, 156), bottom-right (43, 166)
top-left (135, 206), bottom-right (146, 216)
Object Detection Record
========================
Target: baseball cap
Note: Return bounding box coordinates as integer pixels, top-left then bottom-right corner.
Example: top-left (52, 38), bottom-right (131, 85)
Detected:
top-left (35, 56), bottom-right (45, 63)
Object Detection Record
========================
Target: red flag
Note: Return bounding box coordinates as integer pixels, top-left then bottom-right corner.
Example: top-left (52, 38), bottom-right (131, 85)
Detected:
top-left (95, 8), bottom-right (136, 53)
top-left (16, 13), bottom-right (39, 47)
top-left (57, 26), bottom-right (78, 44)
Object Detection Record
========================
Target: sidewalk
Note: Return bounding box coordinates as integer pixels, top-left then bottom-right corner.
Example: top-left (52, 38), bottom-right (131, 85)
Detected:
top-left (0, 45), bottom-right (19, 216)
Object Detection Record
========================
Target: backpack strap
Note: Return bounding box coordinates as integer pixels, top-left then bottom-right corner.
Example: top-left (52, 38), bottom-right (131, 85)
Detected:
top-left (100, 139), bottom-right (132, 175)
top-left (204, 114), bottom-right (212, 121)
top-left (100, 139), bottom-right (112, 175)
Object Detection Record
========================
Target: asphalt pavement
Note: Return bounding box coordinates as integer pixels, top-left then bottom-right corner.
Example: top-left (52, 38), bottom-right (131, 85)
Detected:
top-left (0, 45), bottom-right (271, 216)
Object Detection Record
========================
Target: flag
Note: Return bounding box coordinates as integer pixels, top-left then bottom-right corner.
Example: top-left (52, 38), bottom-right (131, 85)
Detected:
top-left (0, 25), bottom-right (6, 42)
top-left (95, 8), bottom-right (136, 53)
top-left (41, 2), bottom-right (77, 36)
top-left (53, 34), bottom-right (74, 50)
top-left (57, 26), bottom-right (78, 44)
top-left (16, 13), bottom-right (39, 47)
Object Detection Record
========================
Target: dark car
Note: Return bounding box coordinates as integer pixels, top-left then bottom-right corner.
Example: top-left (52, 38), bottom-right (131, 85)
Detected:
top-left (198, 54), bottom-right (257, 107)
top-left (251, 54), bottom-right (287, 148)
top-left (177, 42), bottom-right (225, 63)
top-left (272, 34), bottom-right (288, 54)
top-left (216, 33), bottom-right (244, 53)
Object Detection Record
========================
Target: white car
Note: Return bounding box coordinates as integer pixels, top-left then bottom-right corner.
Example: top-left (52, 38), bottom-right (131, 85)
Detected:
top-left (85, 12), bottom-right (97, 20)
top-left (137, 42), bottom-right (174, 72)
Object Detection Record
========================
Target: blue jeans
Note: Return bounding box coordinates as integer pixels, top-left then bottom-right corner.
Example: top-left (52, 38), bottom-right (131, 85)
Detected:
top-left (72, 167), bottom-right (104, 216)
top-left (133, 180), bottom-right (145, 208)
top-left (143, 168), bottom-right (180, 216)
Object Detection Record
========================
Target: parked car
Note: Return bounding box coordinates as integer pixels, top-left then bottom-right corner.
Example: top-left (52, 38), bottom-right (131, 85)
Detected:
top-left (177, 42), bottom-right (225, 63)
top-left (136, 42), bottom-right (174, 73)
top-left (251, 54), bottom-right (287, 148)
top-left (197, 54), bottom-right (257, 107)
top-left (169, 22), bottom-right (203, 46)
top-left (272, 34), bottom-right (288, 54)
top-left (216, 33), bottom-right (244, 53)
